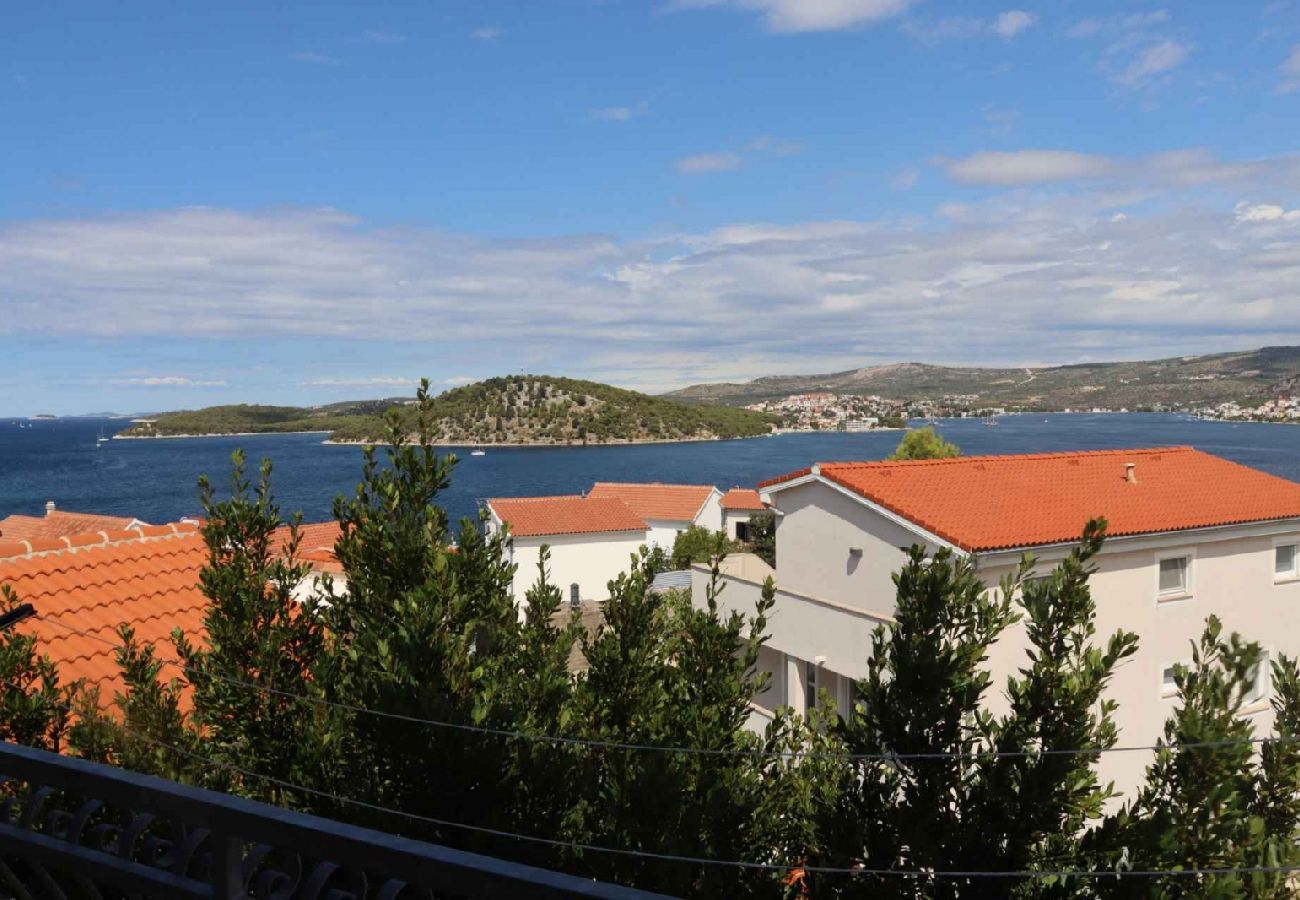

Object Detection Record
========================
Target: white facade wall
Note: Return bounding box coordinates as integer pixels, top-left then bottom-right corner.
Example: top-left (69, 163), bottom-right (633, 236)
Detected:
top-left (697, 477), bottom-right (1300, 793)
top-left (721, 509), bottom-right (755, 541)
top-left (644, 519), bottom-right (686, 550)
top-left (507, 531), bottom-right (647, 606)
top-left (694, 490), bottom-right (725, 532)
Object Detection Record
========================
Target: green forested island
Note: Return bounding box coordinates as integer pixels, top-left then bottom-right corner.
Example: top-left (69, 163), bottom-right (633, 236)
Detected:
top-left (119, 377), bottom-right (776, 445)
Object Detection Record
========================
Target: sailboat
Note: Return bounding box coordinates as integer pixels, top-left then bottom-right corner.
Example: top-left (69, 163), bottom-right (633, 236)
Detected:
top-left (470, 446), bottom-right (486, 456)
top-left (97, 427), bottom-right (111, 446)
top-left (982, 415), bottom-right (999, 427)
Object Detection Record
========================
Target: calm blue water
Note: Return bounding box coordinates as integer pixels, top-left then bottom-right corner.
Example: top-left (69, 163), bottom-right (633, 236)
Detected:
top-left (1, 414), bottom-right (1298, 526)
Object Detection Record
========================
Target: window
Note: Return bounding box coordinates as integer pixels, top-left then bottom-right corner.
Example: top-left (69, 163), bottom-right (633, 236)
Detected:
top-left (1246, 651), bottom-right (1271, 707)
top-left (1276, 544), bottom-right (1298, 581)
top-left (735, 521), bottom-right (751, 543)
top-left (805, 660), bottom-right (818, 713)
top-left (1158, 555), bottom-right (1190, 598)
top-left (1161, 665), bottom-right (1179, 699)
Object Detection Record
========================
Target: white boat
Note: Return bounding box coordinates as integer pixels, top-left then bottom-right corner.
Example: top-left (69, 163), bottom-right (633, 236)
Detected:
top-left (97, 427), bottom-right (110, 445)
top-left (470, 448), bottom-right (486, 457)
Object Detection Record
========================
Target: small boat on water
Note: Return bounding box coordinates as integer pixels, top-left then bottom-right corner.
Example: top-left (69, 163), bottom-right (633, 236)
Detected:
top-left (982, 416), bottom-right (999, 427)
top-left (470, 448), bottom-right (486, 457)
top-left (97, 427), bottom-right (110, 446)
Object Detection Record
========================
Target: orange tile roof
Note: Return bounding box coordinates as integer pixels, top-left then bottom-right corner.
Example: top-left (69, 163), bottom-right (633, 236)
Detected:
top-left (0, 509), bottom-right (145, 542)
top-left (587, 482), bottom-right (717, 522)
top-left (488, 495), bottom-right (648, 537)
top-left (0, 525), bottom-right (208, 709)
top-left (720, 488), bottom-right (765, 511)
top-left (269, 521), bottom-right (343, 557)
top-left (762, 447), bottom-right (1300, 552)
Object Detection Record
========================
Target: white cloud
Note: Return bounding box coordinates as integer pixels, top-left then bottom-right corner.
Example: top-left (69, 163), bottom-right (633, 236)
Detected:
top-left (470, 26), bottom-right (500, 41)
top-left (981, 104), bottom-right (1020, 134)
top-left (6, 177), bottom-right (1300, 391)
top-left (675, 136), bottom-right (803, 174)
top-left (1280, 44), bottom-right (1300, 94)
top-left (992, 10), bottom-right (1036, 39)
top-left (676, 152), bottom-right (744, 174)
top-left (112, 376), bottom-right (228, 388)
top-left (891, 166), bottom-right (920, 190)
top-left (590, 102), bottom-right (649, 122)
top-left (441, 375), bottom-right (477, 387)
top-left (1117, 39), bottom-right (1191, 85)
top-left (1234, 201), bottom-right (1300, 222)
top-left (903, 9), bottom-right (1036, 44)
top-left (945, 150), bottom-right (1115, 185)
top-left (942, 147), bottom-right (1300, 188)
top-left (303, 377), bottom-right (417, 387)
top-left (288, 51), bottom-right (341, 66)
top-left (675, 0), bottom-right (915, 34)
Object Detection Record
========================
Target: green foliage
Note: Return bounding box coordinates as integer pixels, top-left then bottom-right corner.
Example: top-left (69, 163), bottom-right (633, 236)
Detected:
top-left (748, 510), bottom-right (776, 567)
top-left (326, 375), bottom-right (777, 444)
top-left (120, 403), bottom-right (385, 437)
top-left (0, 584), bottom-right (69, 750)
top-left (671, 525), bottom-right (738, 570)
top-left (887, 425), bottom-right (961, 460)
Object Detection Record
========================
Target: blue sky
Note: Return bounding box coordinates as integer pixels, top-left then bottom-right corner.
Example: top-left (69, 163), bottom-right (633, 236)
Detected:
top-left (3, 0), bottom-right (1299, 415)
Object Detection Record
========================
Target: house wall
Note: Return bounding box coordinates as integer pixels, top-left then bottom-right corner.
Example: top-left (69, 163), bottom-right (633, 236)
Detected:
top-left (645, 520), bottom-right (686, 550)
top-left (977, 528), bottom-right (1300, 792)
top-left (507, 531), bottom-right (648, 606)
top-left (694, 491), bottom-right (724, 532)
top-left (722, 509), bottom-right (754, 541)
top-left (769, 480), bottom-right (938, 619)
top-left (719, 476), bottom-right (1300, 794)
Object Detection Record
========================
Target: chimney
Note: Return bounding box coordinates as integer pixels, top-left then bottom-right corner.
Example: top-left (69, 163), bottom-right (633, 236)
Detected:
top-left (1124, 463), bottom-right (1138, 484)
top-left (45, 500), bottom-right (56, 515)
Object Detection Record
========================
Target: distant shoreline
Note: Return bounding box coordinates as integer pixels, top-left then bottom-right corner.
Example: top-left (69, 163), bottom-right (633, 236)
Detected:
top-left (114, 430), bottom-right (333, 440)
top-left (322, 434), bottom-right (771, 448)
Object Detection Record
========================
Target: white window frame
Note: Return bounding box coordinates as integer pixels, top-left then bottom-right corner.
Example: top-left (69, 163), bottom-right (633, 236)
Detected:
top-left (1155, 549), bottom-right (1195, 603)
top-left (1273, 537), bottom-right (1300, 584)
top-left (1245, 648), bottom-right (1273, 711)
top-left (1160, 663), bottom-right (1181, 700)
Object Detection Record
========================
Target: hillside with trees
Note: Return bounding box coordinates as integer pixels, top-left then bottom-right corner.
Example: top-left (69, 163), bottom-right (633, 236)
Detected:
top-left (665, 345), bottom-right (1300, 411)
top-left (120, 376), bottom-right (776, 444)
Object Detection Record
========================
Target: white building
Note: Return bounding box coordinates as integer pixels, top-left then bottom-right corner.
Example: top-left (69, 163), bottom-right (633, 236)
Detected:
top-left (719, 488), bottom-right (767, 542)
top-left (695, 446), bottom-right (1300, 791)
top-left (485, 495), bottom-right (650, 606)
top-left (586, 482), bottom-right (723, 549)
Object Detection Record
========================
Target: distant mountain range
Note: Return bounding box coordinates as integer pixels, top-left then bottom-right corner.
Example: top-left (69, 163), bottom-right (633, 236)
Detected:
top-left (119, 377), bottom-right (775, 444)
top-left (663, 347), bottom-right (1300, 411)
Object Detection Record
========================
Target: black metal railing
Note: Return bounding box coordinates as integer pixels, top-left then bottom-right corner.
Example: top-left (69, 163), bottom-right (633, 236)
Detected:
top-left (0, 741), bottom-right (671, 899)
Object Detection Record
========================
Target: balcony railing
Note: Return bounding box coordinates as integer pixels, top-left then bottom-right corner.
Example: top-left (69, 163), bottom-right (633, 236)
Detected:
top-left (0, 740), bottom-right (670, 899)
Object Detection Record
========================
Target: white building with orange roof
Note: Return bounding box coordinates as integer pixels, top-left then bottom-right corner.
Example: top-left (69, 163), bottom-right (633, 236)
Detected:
top-left (719, 487), bottom-right (767, 542)
top-left (586, 482), bottom-right (723, 548)
top-left (699, 447), bottom-right (1300, 791)
top-left (0, 501), bottom-right (149, 542)
top-left (484, 495), bottom-right (651, 606)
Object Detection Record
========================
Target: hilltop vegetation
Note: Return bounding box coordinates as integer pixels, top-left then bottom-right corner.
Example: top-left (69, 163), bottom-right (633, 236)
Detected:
top-left (121, 377), bottom-right (775, 444)
top-left (665, 346), bottom-right (1300, 411)
top-left (329, 376), bottom-right (775, 444)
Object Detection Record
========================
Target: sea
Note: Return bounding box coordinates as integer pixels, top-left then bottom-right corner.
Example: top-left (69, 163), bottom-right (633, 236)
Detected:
top-left (1, 414), bottom-right (1298, 527)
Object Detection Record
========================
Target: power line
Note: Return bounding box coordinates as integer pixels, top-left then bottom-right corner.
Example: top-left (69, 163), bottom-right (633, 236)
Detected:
top-left (37, 615), bottom-right (1298, 763)
top-left (4, 678), bottom-right (1300, 881)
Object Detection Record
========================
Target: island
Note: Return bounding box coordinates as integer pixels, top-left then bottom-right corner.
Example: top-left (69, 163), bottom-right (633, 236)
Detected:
top-left (117, 376), bottom-right (778, 445)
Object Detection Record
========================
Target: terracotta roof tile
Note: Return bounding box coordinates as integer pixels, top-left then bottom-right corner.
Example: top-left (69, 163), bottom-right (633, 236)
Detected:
top-left (720, 488), bottom-right (766, 511)
top-left (0, 525), bottom-right (208, 712)
top-left (0, 510), bottom-right (144, 542)
top-left (764, 447), bottom-right (1300, 552)
top-left (488, 495), bottom-right (648, 537)
top-left (587, 482), bottom-right (717, 522)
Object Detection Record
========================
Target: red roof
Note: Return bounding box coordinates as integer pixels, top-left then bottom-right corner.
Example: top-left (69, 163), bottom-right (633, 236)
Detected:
top-left (488, 495), bottom-right (648, 537)
top-left (0, 525), bottom-right (208, 709)
top-left (762, 447), bottom-right (1300, 552)
top-left (721, 488), bottom-right (766, 511)
top-left (587, 482), bottom-right (716, 522)
top-left (0, 509), bottom-right (145, 542)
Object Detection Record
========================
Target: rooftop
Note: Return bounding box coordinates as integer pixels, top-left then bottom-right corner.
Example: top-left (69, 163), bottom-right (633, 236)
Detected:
top-left (0, 506), bottom-right (147, 542)
top-left (587, 482), bottom-right (716, 522)
top-left (0, 520), bottom-right (344, 709)
top-left (487, 495), bottom-right (648, 537)
top-left (720, 488), bottom-right (765, 511)
top-left (761, 447), bottom-right (1300, 552)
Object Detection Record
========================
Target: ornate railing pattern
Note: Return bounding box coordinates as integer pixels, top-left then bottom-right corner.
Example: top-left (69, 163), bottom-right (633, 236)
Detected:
top-left (0, 741), bottom-right (669, 899)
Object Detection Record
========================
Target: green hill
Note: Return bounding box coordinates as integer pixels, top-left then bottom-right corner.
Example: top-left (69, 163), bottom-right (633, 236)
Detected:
top-left (664, 347), bottom-right (1300, 411)
top-left (120, 377), bottom-right (776, 444)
